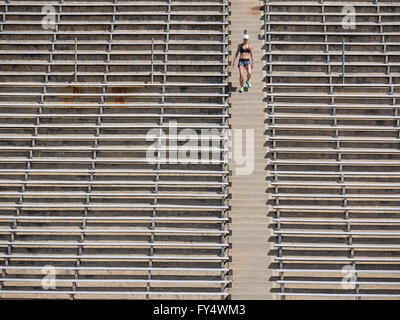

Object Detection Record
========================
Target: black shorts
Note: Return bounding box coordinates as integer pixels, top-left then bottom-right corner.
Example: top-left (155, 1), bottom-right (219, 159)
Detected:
top-left (238, 59), bottom-right (251, 67)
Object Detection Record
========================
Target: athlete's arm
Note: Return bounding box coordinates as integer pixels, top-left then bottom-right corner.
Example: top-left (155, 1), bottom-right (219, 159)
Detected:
top-left (250, 45), bottom-right (255, 67)
top-left (233, 44), bottom-right (240, 65)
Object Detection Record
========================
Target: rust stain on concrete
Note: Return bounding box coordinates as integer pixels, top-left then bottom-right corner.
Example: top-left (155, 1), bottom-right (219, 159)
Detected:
top-left (111, 87), bottom-right (127, 105)
top-left (72, 86), bottom-right (84, 95)
top-left (64, 86), bottom-right (84, 104)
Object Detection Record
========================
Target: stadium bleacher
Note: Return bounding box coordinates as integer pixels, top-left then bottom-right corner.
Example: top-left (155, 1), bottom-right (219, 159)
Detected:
top-left (0, 0), bottom-right (230, 299)
top-left (265, 0), bottom-right (400, 299)
top-left (1, 0), bottom-right (399, 301)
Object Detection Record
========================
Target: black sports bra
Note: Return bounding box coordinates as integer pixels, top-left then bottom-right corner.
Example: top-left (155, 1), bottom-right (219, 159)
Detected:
top-left (240, 44), bottom-right (250, 53)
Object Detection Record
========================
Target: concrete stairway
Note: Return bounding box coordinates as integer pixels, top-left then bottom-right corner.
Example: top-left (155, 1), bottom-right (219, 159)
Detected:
top-left (4, 0), bottom-right (399, 301)
top-left (228, 0), bottom-right (274, 300)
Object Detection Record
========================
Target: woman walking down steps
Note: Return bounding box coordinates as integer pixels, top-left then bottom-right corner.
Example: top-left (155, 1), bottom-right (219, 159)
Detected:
top-left (232, 34), bottom-right (255, 93)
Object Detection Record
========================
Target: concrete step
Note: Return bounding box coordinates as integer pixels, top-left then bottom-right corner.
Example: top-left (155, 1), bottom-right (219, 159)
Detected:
top-left (229, 224), bottom-right (269, 231)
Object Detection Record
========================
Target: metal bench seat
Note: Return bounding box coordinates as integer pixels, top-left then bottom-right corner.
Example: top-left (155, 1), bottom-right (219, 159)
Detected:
top-left (270, 147), bottom-right (400, 154)
top-left (277, 268), bottom-right (400, 275)
top-left (273, 205), bottom-right (400, 212)
top-left (0, 82), bottom-right (228, 88)
top-left (0, 203), bottom-right (228, 210)
top-left (268, 12), bottom-right (400, 17)
top-left (0, 193), bottom-right (228, 200)
top-left (269, 124), bottom-right (400, 131)
top-left (0, 215), bottom-right (228, 222)
top-left (0, 134), bottom-right (227, 141)
top-left (277, 293), bottom-right (400, 298)
top-left (4, 5), bottom-right (227, 12)
top-left (267, 31), bottom-right (400, 36)
top-left (276, 244), bottom-right (400, 250)
top-left (0, 290), bottom-right (229, 297)
top-left (0, 112), bottom-right (229, 119)
top-left (271, 159), bottom-right (400, 166)
top-left (0, 240), bottom-right (228, 248)
top-left (0, 123), bottom-right (229, 129)
top-left (1, 19), bottom-right (228, 25)
top-left (0, 146), bottom-right (226, 153)
top-left (0, 179), bottom-right (228, 187)
top-left (275, 257), bottom-right (400, 262)
top-left (0, 60), bottom-right (229, 67)
top-left (268, 1), bottom-right (400, 7)
top-left (266, 61), bottom-right (400, 67)
top-left (266, 21), bottom-right (400, 27)
top-left (0, 102), bottom-right (229, 108)
top-left (3, 11), bottom-right (228, 17)
top-left (0, 265), bottom-right (229, 272)
top-left (274, 218), bottom-right (400, 224)
top-left (0, 40), bottom-right (228, 45)
top-left (0, 92), bottom-right (228, 98)
top-left (0, 30), bottom-right (228, 36)
top-left (268, 50), bottom-right (400, 57)
top-left (274, 230), bottom-right (400, 237)
top-left (273, 194), bottom-right (400, 201)
top-left (0, 253), bottom-right (228, 261)
top-left (0, 277), bottom-right (229, 285)
top-left (1, 1), bottom-right (229, 8)
top-left (270, 136), bottom-right (400, 143)
top-left (266, 92), bottom-right (400, 98)
top-left (266, 83), bottom-right (398, 89)
top-left (0, 127), bottom-right (228, 134)
top-left (271, 181), bottom-right (400, 188)
top-left (0, 168), bottom-right (229, 175)
top-left (0, 157), bottom-right (229, 164)
top-left (277, 280), bottom-right (400, 287)
top-left (267, 102), bottom-right (398, 109)
top-left (268, 40), bottom-right (400, 46)
top-left (0, 179), bottom-right (228, 186)
top-left (266, 73), bottom-right (398, 78)
top-left (0, 227), bottom-right (228, 234)
top-left (270, 113), bottom-right (399, 120)
top-left (270, 170), bottom-right (400, 177)
top-left (0, 71), bottom-right (228, 77)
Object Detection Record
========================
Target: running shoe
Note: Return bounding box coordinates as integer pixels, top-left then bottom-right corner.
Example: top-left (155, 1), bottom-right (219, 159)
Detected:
top-left (239, 87), bottom-right (244, 93)
top-left (246, 80), bottom-right (252, 88)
